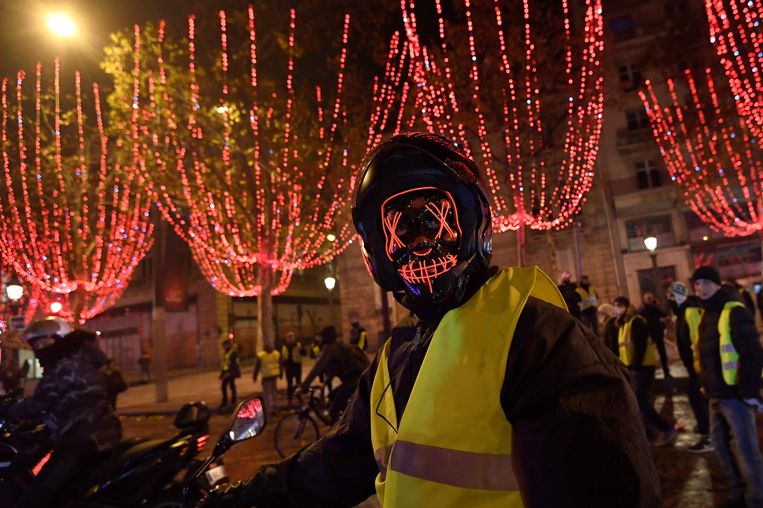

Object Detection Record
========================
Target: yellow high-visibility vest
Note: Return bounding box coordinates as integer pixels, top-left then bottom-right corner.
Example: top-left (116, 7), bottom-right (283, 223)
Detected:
top-left (370, 266), bottom-right (566, 508)
top-left (257, 350), bottom-right (281, 379)
top-left (718, 301), bottom-right (746, 385)
top-left (617, 315), bottom-right (657, 367)
top-left (684, 306), bottom-right (702, 373)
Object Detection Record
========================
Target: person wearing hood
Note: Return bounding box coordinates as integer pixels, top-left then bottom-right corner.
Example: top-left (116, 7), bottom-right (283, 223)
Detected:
top-left (692, 266), bottom-right (763, 508)
top-left (666, 281), bottom-right (711, 453)
top-left (613, 296), bottom-right (677, 447)
top-left (198, 133), bottom-right (660, 508)
top-left (8, 317), bottom-right (121, 507)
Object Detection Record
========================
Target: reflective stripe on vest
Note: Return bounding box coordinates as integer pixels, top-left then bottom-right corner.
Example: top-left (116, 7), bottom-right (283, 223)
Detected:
top-left (358, 331), bottom-right (367, 351)
top-left (684, 306), bottom-right (702, 373)
top-left (370, 266), bottom-right (567, 508)
top-left (617, 315), bottom-right (656, 367)
top-left (257, 350), bottom-right (281, 378)
top-left (719, 301), bottom-right (745, 386)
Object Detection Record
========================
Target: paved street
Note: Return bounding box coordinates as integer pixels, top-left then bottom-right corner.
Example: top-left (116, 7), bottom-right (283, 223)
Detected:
top-left (112, 362), bottom-right (757, 507)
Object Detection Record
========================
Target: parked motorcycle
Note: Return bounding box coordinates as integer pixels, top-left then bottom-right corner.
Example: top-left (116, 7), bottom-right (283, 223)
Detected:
top-left (0, 401), bottom-right (225, 507)
top-left (182, 396), bottom-right (267, 508)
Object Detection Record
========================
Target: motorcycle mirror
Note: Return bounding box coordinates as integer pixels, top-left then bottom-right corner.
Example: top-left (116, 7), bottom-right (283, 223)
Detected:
top-left (229, 396), bottom-right (267, 443)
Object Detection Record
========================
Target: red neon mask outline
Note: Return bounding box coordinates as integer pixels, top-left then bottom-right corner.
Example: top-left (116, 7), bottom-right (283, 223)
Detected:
top-left (381, 187), bottom-right (462, 262)
top-left (380, 187), bottom-right (462, 293)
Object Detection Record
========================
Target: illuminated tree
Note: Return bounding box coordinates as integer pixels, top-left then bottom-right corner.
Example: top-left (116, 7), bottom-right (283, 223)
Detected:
top-left (641, 68), bottom-right (762, 237)
top-left (106, 7), bottom-right (411, 348)
top-left (399, 0), bottom-right (604, 262)
top-left (705, 0), bottom-right (763, 138)
top-left (0, 61), bottom-right (154, 323)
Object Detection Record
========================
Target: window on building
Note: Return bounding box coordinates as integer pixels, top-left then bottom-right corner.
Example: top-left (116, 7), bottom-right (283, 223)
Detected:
top-left (609, 15), bottom-right (636, 40)
top-left (626, 108), bottom-right (650, 131)
top-left (618, 63), bottom-right (643, 90)
top-left (625, 215), bottom-right (676, 251)
top-left (635, 159), bottom-right (662, 189)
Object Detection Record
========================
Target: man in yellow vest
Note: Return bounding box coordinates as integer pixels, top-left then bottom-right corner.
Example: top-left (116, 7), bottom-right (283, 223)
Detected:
top-left (253, 344), bottom-right (281, 418)
top-left (692, 266), bottom-right (763, 508)
top-left (576, 274), bottom-right (599, 334)
top-left (613, 296), bottom-right (676, 446)
top-left (281, 332), bottom-right (306, 406)
top-left (199, 133), bottom-right (660, 507)
top-left (666, 281), bottom-right (711, 453)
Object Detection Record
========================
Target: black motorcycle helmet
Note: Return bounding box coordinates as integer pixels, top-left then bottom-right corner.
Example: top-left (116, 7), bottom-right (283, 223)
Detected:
top-left (352, 132), bottom-right (492, 311)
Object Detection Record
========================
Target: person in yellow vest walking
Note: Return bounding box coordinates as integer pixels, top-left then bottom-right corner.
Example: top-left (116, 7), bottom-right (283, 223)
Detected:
top-left (692, 266), bottom-right (763, 508)
top-left (281, 332), bottom-right (306, 406)
top-left (253, 344), bottom-right (281, 418)
top-left (613, 296), bottom-right (677, 447)
top-left (350, 320), bottom-right (369, 352)
top-left (219, 339), bottom-right (241, 410)
top-left (198, 133), bottom-right (660, 508)
top-left (666, 281), bottom-right (712, 453)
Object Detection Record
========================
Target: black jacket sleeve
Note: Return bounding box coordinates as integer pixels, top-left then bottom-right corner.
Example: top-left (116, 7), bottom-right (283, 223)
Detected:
top-left (503, 298), bottom-right (661, 508)
top-left (244, 359), bottom-right (379, 508)
top-left (729, 306), bottom-right (763, 398)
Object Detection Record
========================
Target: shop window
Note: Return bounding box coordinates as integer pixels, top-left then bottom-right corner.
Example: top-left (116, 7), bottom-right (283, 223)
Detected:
top-left (625, 215), bottom-right (676, 251)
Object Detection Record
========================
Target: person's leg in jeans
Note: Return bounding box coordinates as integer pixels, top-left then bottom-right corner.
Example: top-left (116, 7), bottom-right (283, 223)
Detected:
top-left (635, 366), bottom-right (673, 433)
top-left (230, 377), bottom-right (238, 406)
top-left (653, 333), bottom-right (672, 379)
top-left (221, 376), bottom-right (232, 407)
top-left (719, 398), bottom-right (763, 507)
top-left (687, 369), bottom-right (710, 435)
top-left (711, 399), bottom-right (746, 503)
top-left (262, 377), bottom-right (276, 416)
top-left (285, 363), bottom-right (296, 403)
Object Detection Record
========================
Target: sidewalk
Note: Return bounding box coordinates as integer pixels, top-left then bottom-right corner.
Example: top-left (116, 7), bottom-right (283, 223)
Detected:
top-left (117, 357), bottom-right (319, 415)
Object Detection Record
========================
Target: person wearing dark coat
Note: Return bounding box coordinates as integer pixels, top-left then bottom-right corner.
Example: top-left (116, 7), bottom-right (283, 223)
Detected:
top-left (667, 282), bottom-right (711, 453)
top-left (639, 292), bottom-right (672, 379)
top-left (198, 132), bottom-right (660, 508)
top-left (692, 266), bottom-right (763, 508)
top-left (557, 271), bottom-right (582, 319)
top-left (9, 318), bottom-right (121, 507)
top-left (219, 339), bottom-right (241, 408)
top-left (725, 277), bottom-right (756, 313)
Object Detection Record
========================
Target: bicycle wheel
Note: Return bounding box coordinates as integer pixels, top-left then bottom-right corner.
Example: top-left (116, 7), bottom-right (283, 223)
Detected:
top-left (274, 411), bottom-right (320, 458)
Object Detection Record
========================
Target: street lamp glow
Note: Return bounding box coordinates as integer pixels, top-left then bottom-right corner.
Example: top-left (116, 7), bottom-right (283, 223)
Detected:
top-left (326, 233), bottom-right (337, 242)
top-left (5, 284), bottom-right (23, 302)
top-left (643, 236), bottom-right (658, 252)
top-left (323, 276), bottom-right (336, 291)
top-left (50, 301), bottom-right (63, 314)
top-left (47, 12), bottom-right (77, 38)
top-left (215, 105), bottom-right (228, 114)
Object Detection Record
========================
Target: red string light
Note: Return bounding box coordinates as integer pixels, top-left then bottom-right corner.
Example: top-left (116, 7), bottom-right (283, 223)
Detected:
top-left (640, 68), bottom-right (762, 237)
top-left (399, 0), bottom-right (604, 232)
top-left (705, 0), bottom-right (763, 138)
top-left (138, 7), bottom-right (411, 297)
top-left (0, 61), bottom-right (154, 323)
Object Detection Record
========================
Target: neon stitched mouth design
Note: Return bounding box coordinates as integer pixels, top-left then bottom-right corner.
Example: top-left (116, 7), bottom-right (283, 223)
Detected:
top-left (399, 254), bottom-right (458, 292)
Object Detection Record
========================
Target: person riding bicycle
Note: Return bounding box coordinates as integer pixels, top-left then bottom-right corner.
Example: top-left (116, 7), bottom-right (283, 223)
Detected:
top-left (198, 133), bottom-right (660, 507)
top-left (298, 325), bottom-right (369, 423)
top-left (8, 316), bottom-right (122, 507)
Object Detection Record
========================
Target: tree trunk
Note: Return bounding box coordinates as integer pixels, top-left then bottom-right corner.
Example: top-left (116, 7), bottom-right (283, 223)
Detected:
top-left (257, 263), bottom-right (275, 351)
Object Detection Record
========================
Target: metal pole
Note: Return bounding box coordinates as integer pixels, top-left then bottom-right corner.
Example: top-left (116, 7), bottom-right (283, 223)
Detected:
top-left (650, 252), bottom-right (660, 304)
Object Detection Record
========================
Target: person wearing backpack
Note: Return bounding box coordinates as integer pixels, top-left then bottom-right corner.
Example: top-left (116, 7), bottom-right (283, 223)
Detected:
top-left (299, 325), bottom-right (368, 422)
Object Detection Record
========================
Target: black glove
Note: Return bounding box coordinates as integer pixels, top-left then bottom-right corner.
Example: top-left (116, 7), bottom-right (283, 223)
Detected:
top-left (195, 481), bottom-right (252, 508)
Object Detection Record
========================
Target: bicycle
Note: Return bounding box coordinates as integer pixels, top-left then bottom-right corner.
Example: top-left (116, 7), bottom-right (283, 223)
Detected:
top-left (274, 385), bottom-right (333, 458)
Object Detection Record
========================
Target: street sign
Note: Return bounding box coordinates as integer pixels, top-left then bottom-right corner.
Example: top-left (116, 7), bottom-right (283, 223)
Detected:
top-left (9, 316), bottom-right (25, 331)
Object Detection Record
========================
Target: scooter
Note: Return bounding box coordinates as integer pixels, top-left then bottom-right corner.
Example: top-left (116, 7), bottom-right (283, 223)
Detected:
top-left (182, 396), bottom-right (267, 508)
top-left (0, 401), bottom-right (225, 507)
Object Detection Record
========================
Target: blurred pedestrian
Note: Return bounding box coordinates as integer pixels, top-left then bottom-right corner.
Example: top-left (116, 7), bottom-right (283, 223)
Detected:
top-left (614, 296), bottom-right (677, 446)
top-left (576, 275), bottom-right (599, 334)
top-left (138, 350), bottom-right (152, 383)
top-left (349, 321), bottom-right (368, 352)
top-left (253, 343), bottom-right (281, 417)
top-left (597, 302), bottom-right (619, 356)
top-left (557, 271), bottom-right (582, 319)
top-left (280, 332), bottom-right (305, 406)
top-left (101, 358), bottom-right (127, 410)
top-left (667, 282), bottom-right (711, 453)
top-left (219, 339), bottom-right (241, 410)
top-left (724, 277), bottom-right (755, 313)
top-left (692, 266), bottom-right (763, 507)
top-left (639, 292), bottom-right (672, 380)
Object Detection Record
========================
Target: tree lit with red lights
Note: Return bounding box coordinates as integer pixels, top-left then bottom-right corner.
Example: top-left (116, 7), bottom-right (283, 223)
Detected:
top-left (0, 61), bottom-right (154, 323)
top-left (399, 0), bottom-right (605, 240)
top-left (641, 68), bottom-right (762, 237)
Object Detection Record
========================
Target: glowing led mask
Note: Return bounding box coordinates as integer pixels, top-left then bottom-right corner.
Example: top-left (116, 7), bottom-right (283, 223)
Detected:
top-left (382, 187), bottom-right (462, 298)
